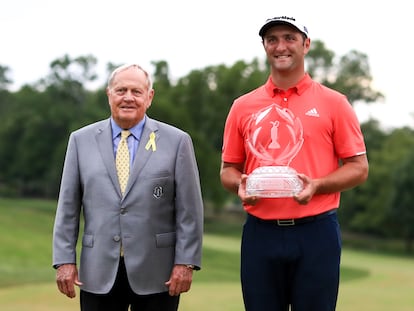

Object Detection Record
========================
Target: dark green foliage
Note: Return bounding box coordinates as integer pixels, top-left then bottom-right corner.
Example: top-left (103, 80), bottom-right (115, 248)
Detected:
top-left (388, 147), bottom-right (414, 252)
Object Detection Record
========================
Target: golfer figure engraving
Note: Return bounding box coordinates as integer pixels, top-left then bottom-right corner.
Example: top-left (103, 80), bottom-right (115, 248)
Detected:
top-left (246, 104), bottom-right (304, 197)
top-left (269, 121), bottom-right (280, 149)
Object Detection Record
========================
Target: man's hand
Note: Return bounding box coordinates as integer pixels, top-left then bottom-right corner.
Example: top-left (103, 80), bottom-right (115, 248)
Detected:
top-left (293, 173), bottom-right (316, 205)
top-left (56, 264), bottom-right (83, 298)
top-left (238, 174), bottom-right (260, 205)
top-left (165, 264), bottom-right (193, 296)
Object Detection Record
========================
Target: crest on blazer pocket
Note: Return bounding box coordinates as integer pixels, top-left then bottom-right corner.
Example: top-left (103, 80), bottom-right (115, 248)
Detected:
top-left (153, 186), bottom-right (164, 198)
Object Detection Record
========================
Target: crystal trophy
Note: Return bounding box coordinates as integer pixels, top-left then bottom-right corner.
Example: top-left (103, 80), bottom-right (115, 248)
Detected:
top-left (246, 104), bottom-right (304, 198)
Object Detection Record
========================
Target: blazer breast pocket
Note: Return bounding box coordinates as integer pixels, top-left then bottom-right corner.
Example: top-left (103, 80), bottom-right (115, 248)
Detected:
top-left (146, 175), bottom-right (173, 199)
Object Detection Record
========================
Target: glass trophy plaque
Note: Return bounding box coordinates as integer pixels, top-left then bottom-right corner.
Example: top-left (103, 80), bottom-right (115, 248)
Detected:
top-left (246, 104), bottom-right (304, 198)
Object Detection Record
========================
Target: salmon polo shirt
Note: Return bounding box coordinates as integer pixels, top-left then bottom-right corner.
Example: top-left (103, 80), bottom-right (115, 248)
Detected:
top-left (222, 74), bottom-right (366, 219)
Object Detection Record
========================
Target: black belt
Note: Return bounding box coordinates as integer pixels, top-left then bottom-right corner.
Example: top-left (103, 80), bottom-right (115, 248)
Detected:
top-left (251, 209), bottom-right (337, 226)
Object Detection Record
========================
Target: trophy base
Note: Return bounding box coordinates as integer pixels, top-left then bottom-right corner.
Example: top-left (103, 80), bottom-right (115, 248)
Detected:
top-left (246, 166), bottom-right (303, 198)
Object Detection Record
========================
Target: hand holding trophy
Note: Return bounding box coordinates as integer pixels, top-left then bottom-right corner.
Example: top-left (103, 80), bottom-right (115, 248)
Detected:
top-left (246, 104), bottom-right (304, 198)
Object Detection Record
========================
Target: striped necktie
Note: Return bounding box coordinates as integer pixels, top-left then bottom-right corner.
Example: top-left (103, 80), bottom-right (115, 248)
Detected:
top-left (116, 130), bottom-right (131, 195)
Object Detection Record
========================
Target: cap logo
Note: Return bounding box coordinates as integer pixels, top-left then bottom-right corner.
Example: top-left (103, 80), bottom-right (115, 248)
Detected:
top-left (260, 15), bottom-right (309, 37)
top-left (267, 16), bottom-right (297, 22)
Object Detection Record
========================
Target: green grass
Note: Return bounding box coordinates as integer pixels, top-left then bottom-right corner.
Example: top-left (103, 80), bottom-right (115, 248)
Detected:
top-left (0, 198), bottom-right (56, 287)
top-left (1, 198), bottom-right (414, 310)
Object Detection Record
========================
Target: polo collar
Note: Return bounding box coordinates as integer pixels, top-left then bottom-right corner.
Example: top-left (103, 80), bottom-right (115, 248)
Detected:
top-left (264, 73), bottom-right (312, 97)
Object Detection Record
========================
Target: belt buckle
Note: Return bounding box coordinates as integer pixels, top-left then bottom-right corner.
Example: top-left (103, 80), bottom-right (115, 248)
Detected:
top-left (277, 219), bottom-right (295, 226)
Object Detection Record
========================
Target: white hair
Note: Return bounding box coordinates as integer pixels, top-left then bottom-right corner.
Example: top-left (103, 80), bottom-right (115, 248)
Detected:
top-left (107, 64), bottom-right (153, 90)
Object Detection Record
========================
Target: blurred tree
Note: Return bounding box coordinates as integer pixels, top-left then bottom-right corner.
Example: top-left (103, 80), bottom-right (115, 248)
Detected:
top-left (37, 54), bottom-right (98, 107)
top-left (388, 146), bottom-right (414, 253)
top-left (339, 119), bottom-right (387, 228)
top-left (0, 55), bottom-right (99, 197)
top-left (346, 127), bottom-right (414, 237)
top-left (0, 64), bottom-right (13, 90)
top-left (0, 65), bottom-right (13, 118)
top-left (307, 40), bottom-right (383, 105)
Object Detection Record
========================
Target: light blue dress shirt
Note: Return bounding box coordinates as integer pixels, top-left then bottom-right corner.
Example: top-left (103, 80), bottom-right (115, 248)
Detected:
top-left (111, 116), bottom-right (146, 165)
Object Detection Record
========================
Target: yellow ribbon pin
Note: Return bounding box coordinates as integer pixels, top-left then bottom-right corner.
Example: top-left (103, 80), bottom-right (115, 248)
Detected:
top-left (145, 132), bottom-right (157, 151)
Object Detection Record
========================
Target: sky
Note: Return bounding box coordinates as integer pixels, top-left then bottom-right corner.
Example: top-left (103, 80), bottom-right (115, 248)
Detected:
top-left (2, 0), bottom-right (413, 130)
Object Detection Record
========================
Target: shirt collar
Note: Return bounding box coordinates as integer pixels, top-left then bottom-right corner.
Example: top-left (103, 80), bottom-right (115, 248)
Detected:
top-left (264, 73), bottom-right (312, 97)
top-left (111, 116), bottom-right (146, 141)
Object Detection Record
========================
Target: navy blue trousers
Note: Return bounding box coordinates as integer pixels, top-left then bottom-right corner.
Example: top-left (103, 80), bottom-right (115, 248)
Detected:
top-left (241, 212), bottom-right (341, 311)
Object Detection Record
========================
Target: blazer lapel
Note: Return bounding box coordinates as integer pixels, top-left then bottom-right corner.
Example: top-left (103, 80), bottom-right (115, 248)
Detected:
top-left (125, 118), bottom-right (159, 195)
top-left (95, 119), bottom-right (121, 196)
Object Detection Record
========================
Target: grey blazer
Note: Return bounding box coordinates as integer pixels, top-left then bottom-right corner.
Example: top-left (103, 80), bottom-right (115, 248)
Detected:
top-left (52, 116), bottom-right (204, 295)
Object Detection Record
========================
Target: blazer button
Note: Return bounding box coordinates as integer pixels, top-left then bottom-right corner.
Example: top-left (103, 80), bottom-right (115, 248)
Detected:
top-left (120, 208), bottom-right (126, 215)
top-left (113, 235), bottom-right (121, 242)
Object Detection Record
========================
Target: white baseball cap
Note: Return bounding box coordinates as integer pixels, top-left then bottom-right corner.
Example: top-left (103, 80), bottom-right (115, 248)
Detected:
top-left (259, 16), bottom-right (309, 38)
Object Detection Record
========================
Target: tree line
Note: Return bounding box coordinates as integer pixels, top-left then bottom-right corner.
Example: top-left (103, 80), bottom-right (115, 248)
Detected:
top-left (0, 41), bottom-right (413, 252)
